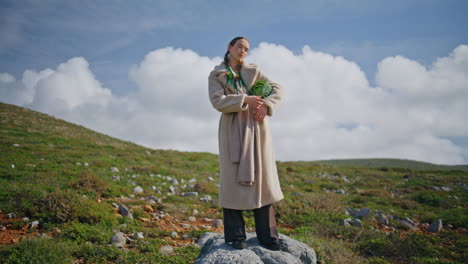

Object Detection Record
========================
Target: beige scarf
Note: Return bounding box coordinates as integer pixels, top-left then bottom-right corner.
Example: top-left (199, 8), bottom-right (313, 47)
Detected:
top-left (229, 106), bottom-right (262, 186)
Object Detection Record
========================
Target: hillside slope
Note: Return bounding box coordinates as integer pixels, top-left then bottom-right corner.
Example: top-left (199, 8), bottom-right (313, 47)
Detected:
top-left (1, 102), bottom-right (467, 264)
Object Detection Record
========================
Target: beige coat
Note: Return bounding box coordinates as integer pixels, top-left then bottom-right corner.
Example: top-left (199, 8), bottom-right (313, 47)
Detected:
top-left (208, 62), bottom-right (284, 210)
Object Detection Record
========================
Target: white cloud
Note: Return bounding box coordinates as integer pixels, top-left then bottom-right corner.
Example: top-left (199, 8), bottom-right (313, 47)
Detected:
top-left (1, 43), bottom-right (467, 164)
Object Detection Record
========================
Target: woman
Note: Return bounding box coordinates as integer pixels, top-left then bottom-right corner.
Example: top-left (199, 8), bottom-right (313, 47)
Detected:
top-left (208, 37), bottom-right (284, 250)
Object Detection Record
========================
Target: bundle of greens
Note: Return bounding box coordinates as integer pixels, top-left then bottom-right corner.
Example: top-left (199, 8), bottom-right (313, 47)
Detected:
top-left (249, 80), bottom-right (272, 98)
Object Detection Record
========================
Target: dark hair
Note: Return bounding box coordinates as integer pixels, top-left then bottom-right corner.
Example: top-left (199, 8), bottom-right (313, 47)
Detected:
top-left (224, 36), bottom-right (249, 69)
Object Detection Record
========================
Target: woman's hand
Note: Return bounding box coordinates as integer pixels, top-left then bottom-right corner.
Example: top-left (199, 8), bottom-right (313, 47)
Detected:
top-left (254, 104), bottom-right (268, 121)
top-left (244, 96), bottom-right (265, 111)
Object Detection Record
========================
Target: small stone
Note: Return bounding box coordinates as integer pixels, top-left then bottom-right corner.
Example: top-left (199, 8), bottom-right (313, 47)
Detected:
top-left (355, 208), bottom-right (372, 219)
top-left (400, 220), bottom-right (417, 230)
top-left (377, 214), bottom-right (389, 225)
top-left (350, 219), bottom-right (363, 227)
top-left (132, 232), bottom-right (144, 239)
top-left (112, 176), bottom-right (120, 181)
top-left (145, 151), bottom-right (151, 155)
top-left (171, 231), bottom-right (178, 238)
top-left (192, 209), bottom-right (199, 215)
top-left (169, 186), bottom-right (176, 193)
top-left (30, 220), bottom-right (39, 229)
top-left (84, 162), bottom-right (89, 166)
top-left (208, 177), bottom-right (215, 182)
top-left (181, 192), bottom-right (198, 197)
top-left (441, 187), bottom-right (452, 192)
top-left (152, 185), bottom-right (157, 190)
top-left (13, 144), bottom-right (20, 147)
top-left (336, 189), bottom-right (347, 195)
top-left (76, 162), bottom-right (82, 166)
top-left (118, 205), bottom-right (133, 219)
top-left (188, 216), bottom-right (196, 222)
top-left (447, 224), bottom-right (454, 229)
top-left (183, 232), bottom-right (192, 239)
top-left (7, 213), bottom-right (16, 219)
top-left (212, 219), bottom-right (223, 228)
top-left (171, 179), bottom-right (179, 185)
top-left (159, 245), bottom-right (174, 255)
top-left (112, 202), bottom-right (119, 208)
top-left (0, 225), bottom-right (6, 231)
top-left (427, 219), bottom-right (443, 233)
top-left (180, 223), bottom-right (191, 228)
top-left (133, 186), bottom-right (144, 194)
top-left (111, 232), bottom-right (127, 247)
top-left (110, 167), bottom-right (119, 172)
top-left (23, 217), bottom-right (30, 222)
top-left (188, 178), bottom-right (197, 183)
top-left (11, 164), bottom-right (15, 169)
top-left (202, 218), bottom-right (214, 222)
top-left (339, 218), bottom-right (352, 226)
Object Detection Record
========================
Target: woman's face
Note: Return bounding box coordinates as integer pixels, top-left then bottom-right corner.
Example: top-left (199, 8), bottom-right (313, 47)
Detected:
top-left (228, 39), bottom-right (250, 62)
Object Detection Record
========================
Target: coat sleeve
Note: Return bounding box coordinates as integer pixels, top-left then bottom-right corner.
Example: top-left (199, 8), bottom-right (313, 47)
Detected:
top-left (209, 70), bottom-right (248, 113)
top-left (258, 71), bottom-right (282, 116)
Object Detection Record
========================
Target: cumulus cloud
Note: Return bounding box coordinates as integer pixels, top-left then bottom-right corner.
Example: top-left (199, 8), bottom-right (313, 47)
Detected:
top-left (1, 43), bottom-right (467, 164)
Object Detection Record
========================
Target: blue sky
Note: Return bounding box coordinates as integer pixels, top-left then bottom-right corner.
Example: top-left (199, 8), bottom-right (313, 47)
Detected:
top-left (2, 0), bottom-right (467, 94)
top-left (1, 0), bottom-right (468, 164)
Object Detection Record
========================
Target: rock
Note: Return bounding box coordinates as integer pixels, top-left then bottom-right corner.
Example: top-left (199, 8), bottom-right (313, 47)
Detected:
top-left (76, 162), bottom-right (82, 166)
top-left (188, 178), bottom-right (197, 183)
top-left (0, 225), bottom-right (6, 231)
top-left (339, 218), bottom-right (351, 227)
top-left (171, 179), bottom-right (179, 185)
top-left (188, 216), bottom-right (197, 222)
top-left (350, 219), bottom-right (363, 227)
top-left (118, 205), bottom-right (134, 219)
top-left (13, 144), bottom-right (20, 147)
top-left (345, 207), bottom-right (359, 217)
top-left (159, 245), bottom-right (174, 255)
top-left (212, 219), bottom-right (223, 228)
top-left (169, 186), bottom-right (176, 193)
top-left (110, 167), bottom-right (119, 172)
top-left (400, 220), bottom-right (417, 230)
top-left (112, 175), bottom-right (120, 181)
top-left (377, 214), bottom-right (389, 225)
top-left (200, 194), bottom-right (213, 202)
top-left (181, 223), bottom-right (191, 228)
top-left (30, 220), bottom-right (39, 229)
top-left (11, 164), bottom-right (15, 169)
top-left (193, 209), bottom-right (199, 215)
top-left (171, 231), bottom-right (179, 238)
top-left (355, 208), bottom-right (371, 219)
top-left (111, 232), bottom-right (127, 247)
top-left (133, 186), bottom-right (144, 194)
top-left (441, 187), bottom-right (452, 192)
top-left (7, 213), bottom-right (16, 219)
top-left (84, 162), bottom-right (89, 166)
top-left (181, 192), bottom-right (198, 197)
top-left (145, 151), bottom-right (151, 155)
top-left (427, 219), bottom-right (443, 233)
top-left (208, 177), bottom-right (215, 182)
top-left (132, 232), bottom-right (144, 239)
top-left (23, 217), bottom-right (30, 221)
top-left (195, 232), bottom-right (317, 264)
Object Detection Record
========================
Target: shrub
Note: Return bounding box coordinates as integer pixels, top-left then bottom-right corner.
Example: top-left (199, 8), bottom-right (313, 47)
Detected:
top-left (29, 189), bottom-right (114, 224)
top-left (61, 222), bottom-right (111, 244)
top-left (411, 191), bottom-right (444, 207)
top-left (69, 170), bottom-right (108, 197)
top-left (0, 238), bottom-right (74, 264)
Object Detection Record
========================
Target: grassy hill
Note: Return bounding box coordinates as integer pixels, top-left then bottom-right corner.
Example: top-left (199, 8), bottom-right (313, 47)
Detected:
top-left (0, 102), bottom-right (467, 264)
top-left (313, 159), bottom-right (468, 172)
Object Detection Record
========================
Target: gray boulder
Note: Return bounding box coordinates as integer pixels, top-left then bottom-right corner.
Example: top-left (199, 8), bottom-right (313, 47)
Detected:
top-left (427, 219), bottom-right (443, 233)
top-left (194, 232), bottom-right (316, 264)
top-left (355, 208), bottom-right (371, 219)
top-left (118, 204), bottom-right (133, 219)
top-left (110, 232), bottom-right (127, 247)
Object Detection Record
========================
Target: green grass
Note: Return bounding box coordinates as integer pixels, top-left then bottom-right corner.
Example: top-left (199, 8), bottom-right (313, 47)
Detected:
top-left (1, 102), bottom-right (467, 264)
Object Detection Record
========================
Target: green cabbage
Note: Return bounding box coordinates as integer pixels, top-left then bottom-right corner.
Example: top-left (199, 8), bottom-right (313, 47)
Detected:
top-left (249, 80), bottom-right (272, 98)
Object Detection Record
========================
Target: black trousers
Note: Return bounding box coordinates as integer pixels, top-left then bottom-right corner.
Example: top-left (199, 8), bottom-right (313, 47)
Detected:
top-left (223, 204), bottom-right (279, 244)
